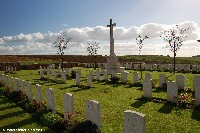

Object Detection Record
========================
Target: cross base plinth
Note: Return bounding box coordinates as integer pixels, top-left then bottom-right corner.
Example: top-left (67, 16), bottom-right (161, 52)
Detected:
top-left (105, 55), bottom-right (125, 74)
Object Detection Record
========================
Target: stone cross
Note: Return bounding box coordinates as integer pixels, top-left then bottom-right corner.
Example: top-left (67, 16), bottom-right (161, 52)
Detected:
top-left (107, 19), bottom-right (116, 57)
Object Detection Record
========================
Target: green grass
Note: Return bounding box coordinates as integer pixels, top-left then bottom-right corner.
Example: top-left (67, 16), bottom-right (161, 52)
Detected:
top-left (1, 68), bottom-right (200, 133)
top-left (0, 94), bottom-right (55, 133)
top-left (20, 60), bottom-right (59, 65)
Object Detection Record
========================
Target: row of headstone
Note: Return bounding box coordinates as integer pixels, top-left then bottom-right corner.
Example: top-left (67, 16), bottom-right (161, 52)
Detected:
top-left (1, 73), bottom-right (146, 132)
top-left (63, 92), bottom-right (146, 132)
top-left (142, 74), bottom-right (200, 106)
top-left (0, 74), bottom-right (56, 114)
top-left (5, 66), bottom-right (17, 73)
top-left (122, 63), bottom-right (200, 73)
top-left (85, 63), bottom-right (107, 68)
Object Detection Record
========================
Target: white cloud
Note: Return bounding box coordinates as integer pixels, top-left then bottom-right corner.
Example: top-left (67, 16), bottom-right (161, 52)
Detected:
top-left (0, 21), bottom-right (200, 56)
top-left (138, 23), bottom-right (166, 38)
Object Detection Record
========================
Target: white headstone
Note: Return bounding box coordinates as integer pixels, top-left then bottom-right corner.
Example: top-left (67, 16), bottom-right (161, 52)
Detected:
top-left (167, 81), bottom-right (178, 103)
top-left (192, 65), bottom-right (197, 72)
top-left (21, 80), bottom-right (26, 94)
top-left (62, 71), bottom-right (66, 83)
top-left (57, 68), bottom-right (61, 75)
top-left (28, 82), bottom-right (33, 101)
top-left (176, 75), bottom-right (185, 90)
top-left (152, 64), bottom-right (157, 71)
top-left (40, 69), bottom-right (44, 78)
top-left (49, 65), bottom-right (53, 74)
top-left (36, 84), bottom-right (42, 103)
top-left (124, 110), bottom-right (146, 133)
top-left (144, 73), bottom-right (152, 81)
top-left (133, 72), bottom-right (139, 84)
top-left (15, 78), bottom-right (19, 91)
top-left (10, 77), bottom-right (14, 89)
top-left (8, 66), bottom-right (10, 72)
top-left (5, 75), bottom-right (8, 87)
top-left (46, 88), bottom-right (56, 113)
top-left (104, 70), bottom-right (108, 81)
top-left (54, 71), bottom-right (57, 82)
top-left (143, 79), bottom-right (152, 98)
top-left (184, 65), bottom-right (190, 72)
top-left (39, 67), bottom-right (42, 75)
top-left (159, 64), bottom-right (164, 72)
top-left (159, 74), bottom-right (166, 88)
top-left (96, 70), bottom-right (101, 81)
top-left (14, 67), bottom-right (17, 73)
top-left (194, 76), bottom-right (200, 106)
top-left (52, 64), bottom-right (56, 69)
top-left (90, 69), bottom-right (94, 79)
top-left (87, 74), bottom-right (92, 87)
top-left (76, 73), bottom-right (80, 86)
top-left (122, 71), bottom-right (129, 83)
top-left (65, 68), bottom-right (70, 76)
top-left (86, 100), bottom-right (102, 130)
top-left (134, 64), bottom-right (140, 70)
top-left (78, 68), bottom-right (82, 78)
top-left (64, 93), bottom-right (74, 120)
top-left (46, 69), bottom-right (50, 79)
top-left (11, 67), bottom-right (14, 73)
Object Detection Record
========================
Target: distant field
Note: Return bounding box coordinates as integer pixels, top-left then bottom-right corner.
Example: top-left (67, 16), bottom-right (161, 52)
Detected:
top-left (1, 68), bottom-right (200, 132)
top-left (1, 55), bottom-right (200, 65)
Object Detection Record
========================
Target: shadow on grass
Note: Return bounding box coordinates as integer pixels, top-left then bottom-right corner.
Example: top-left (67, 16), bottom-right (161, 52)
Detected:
top-left (45, 83), bottom-right (58, 86)
top-left (158, 102), bottom-right (174, 114)
top-left (0, 117), bottom-right (34, 131)
top-left (136, 87), bottom-right (143, 91)
top-left (0, 110), bottom-right (25, 120)
top-left (191, 107), bottom-right (200, 121)
top-left (153, 87), bottom-right (166, 93)
top-left (0, 104), bottom-right (18, 111)
top-left (130, 100), bottom-right (148, 108)
top-left (59, 85), bottom-right (78, 90)
top-left (0, 96), bottom-right (13, 105)
top-left (70, 87), bottom-right (92, 92)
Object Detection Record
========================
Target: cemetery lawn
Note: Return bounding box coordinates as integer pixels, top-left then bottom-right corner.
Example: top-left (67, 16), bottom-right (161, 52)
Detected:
top-left (1, 68), bottom-right (200, 133)
top-left (0, 94), bottom-right (55, 133)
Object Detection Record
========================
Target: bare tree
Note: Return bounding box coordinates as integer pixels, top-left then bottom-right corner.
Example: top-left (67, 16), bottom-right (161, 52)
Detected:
top-left (136, 35), bottom-right (148, 79)
top-left (53, 32), bottom-right (71, 70)
top-left (86, 41), bottom-right (100, 69)
top-left (136, 35), bottom-right (149, 55)
top-left (161, 25), bottom-right (190, 74)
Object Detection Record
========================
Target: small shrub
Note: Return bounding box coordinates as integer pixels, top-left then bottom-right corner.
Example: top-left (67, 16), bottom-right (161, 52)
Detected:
top-left (0, 81), bottom-right (5, 87)
top-left (162, 82), bottom-right (167, 90)
top-left (40, 112), bottom-right (65, 131)
top-left (66, 120), bottom-right (100, 133)
top-left (40, 77), bottom-right (49, 81)
top-left (110, 76), bottom-right (120, 84)
top-left (133, 82), bottom-right (143, 87)
top-left (70, 69), bottom-right (76, 79)
top-left (174, 91), bottom-right (195, 108)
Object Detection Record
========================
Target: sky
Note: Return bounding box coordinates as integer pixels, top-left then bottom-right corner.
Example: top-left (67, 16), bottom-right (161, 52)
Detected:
top-left (0, 0), bottom-right (200, 57)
